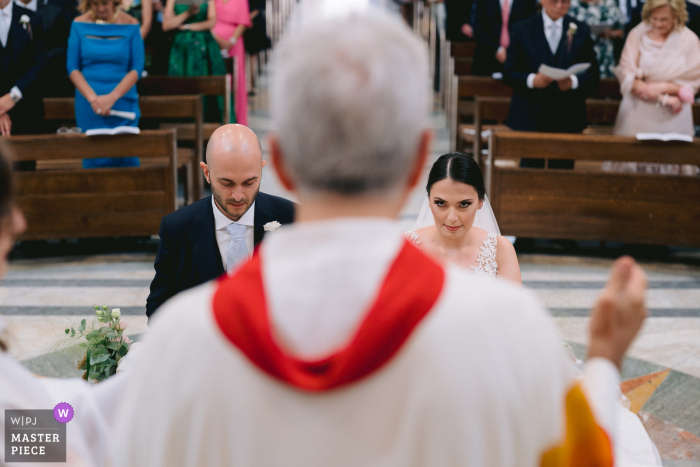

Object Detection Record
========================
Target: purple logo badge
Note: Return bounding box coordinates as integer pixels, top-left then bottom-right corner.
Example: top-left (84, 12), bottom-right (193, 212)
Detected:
top-left (53, 403), bottom-right (73, 423)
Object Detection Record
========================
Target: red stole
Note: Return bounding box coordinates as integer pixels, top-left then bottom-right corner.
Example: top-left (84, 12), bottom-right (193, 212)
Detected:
top-left (212, 240), bottom-right (445, 392)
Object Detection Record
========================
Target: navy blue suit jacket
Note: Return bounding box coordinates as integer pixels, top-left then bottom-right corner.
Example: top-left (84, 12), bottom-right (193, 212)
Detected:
top-left (503, 13), bottom-right (599, 133)
top-left (1, 5), bottom-right (45, 134)
top-left (472, 0), bottom-right (537, 76)
top-left (146, 192), bottom-right (296, 318)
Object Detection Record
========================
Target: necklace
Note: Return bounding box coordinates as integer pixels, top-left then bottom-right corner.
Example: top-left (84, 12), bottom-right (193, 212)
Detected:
top-left (92, 8), bottom-right (119, 24)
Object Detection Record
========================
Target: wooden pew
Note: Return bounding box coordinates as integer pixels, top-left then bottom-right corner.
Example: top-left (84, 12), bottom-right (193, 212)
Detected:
top-left (43, 95), bottom-right (205, 204)
top-left (454, 77), bottom-right (622, 151)
top-left (138, 75), bottom-right (231, 140)
top-left (487, 131), bottom-right (700, 246)
top-left (450, 42), bottom-right (476, 75)
top-left (470, 97), bottom-right (624, 159)
top-left (5, 130), bottom-right (177, 241)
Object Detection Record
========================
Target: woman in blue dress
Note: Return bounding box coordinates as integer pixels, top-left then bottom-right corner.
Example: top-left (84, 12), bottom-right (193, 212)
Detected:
top-left (67, 0), bottom-right (145, 168)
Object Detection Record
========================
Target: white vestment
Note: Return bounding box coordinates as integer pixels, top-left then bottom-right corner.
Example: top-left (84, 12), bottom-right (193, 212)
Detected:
top-left (113, 219), bottom-right (621, 467)
top-left (0, 349), bottom-right (121, 467)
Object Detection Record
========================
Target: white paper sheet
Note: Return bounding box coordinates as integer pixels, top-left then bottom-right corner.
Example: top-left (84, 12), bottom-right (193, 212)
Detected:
top-left (538, 63), bottom-right (591, 80)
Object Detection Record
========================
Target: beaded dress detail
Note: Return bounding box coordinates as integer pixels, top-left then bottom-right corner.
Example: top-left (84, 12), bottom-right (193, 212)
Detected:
top-left (404, 231), bottom-right (498, 278)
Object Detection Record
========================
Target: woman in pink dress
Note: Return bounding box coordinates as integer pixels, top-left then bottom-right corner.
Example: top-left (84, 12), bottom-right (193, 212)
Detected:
top-left (212, 0), bottom-right (252, 126)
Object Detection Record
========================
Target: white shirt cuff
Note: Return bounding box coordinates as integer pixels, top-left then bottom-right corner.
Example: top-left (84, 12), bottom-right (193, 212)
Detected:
top-left (526, 73), bottom-right (536, 89)
top-left (570, 75), bottom-right (579, 90)
top-left (10, 86), bottom-right (22, 102)
top-left (581, 357), bottom-right (620, 445)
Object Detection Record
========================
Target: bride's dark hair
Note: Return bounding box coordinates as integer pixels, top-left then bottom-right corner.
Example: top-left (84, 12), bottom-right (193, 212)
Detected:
top-left (426, 153), bottom-right (485, 200)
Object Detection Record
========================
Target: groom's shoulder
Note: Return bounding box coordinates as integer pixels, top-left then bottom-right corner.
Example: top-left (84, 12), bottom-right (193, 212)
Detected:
top-left (256, 192), bottom-right (296, 222)
top-left (161, 196), bottom-right (213, 234)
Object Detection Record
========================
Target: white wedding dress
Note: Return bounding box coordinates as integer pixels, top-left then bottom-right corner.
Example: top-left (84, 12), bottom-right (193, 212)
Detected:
top-left (405, 229), bottom-right (500, 278)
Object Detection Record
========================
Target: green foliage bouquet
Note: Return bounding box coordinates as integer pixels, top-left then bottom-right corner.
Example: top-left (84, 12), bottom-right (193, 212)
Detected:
top-left (65, 306), bottom-right (132, 382)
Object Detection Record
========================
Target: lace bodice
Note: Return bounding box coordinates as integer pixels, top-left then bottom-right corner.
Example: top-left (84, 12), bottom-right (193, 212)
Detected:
top-left (404, 231), bottom-right (499, 278)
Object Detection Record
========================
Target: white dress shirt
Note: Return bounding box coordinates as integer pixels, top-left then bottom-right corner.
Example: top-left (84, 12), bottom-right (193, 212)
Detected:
top-left (526, 10), bottom-right (578, 90)
top-left (212, 197), bottom-right (255, 271)
top-left (15, 0), bottom-right (37, 11)
top-left (0, 1), bottom-right (13, 48)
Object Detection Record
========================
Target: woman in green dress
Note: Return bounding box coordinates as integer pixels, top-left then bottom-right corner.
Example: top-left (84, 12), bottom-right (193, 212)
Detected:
top-left (568, 0), bottom-right (625, 78)
top-left (163, 0), bottom-right (233, 122)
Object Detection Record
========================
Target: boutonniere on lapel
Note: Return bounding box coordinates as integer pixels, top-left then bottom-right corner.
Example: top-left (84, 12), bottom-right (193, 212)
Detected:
top-left (19, 15), bottom-right (33, 41)
top-left (263, 221), bottom-right (282, 232)
top-left (566, 22), bottom-right (577, 53)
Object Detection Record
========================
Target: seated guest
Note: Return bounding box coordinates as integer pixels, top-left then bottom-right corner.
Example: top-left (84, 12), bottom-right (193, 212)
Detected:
top-left (472, 0), bottom-right (537, 76)
top-left (0, 0), bottom-right (44, 137)
top-left (444, 0), bottom-right (474, 40)
top-left (146, 124), bottom-right (295, 318)
top-left (503, 0), bottom-right (599, 168)
top-left (568, 0), bottom-right (625, 77)
top-left (610, 0), bottom-right (700, 175)
top-left (67, 0), bottom-right (144, 168)
top-left (163, 0), bottom-right (232, 122)
top-left (115, 11), bottom-right (647, 467)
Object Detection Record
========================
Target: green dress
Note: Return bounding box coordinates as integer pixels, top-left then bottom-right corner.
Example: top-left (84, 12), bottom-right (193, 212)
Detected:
top-left (168, 3), bottom-right (234, 122)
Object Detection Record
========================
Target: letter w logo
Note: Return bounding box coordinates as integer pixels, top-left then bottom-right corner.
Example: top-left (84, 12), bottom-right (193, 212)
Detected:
top-left (58, 409), bottom-right (69, 418)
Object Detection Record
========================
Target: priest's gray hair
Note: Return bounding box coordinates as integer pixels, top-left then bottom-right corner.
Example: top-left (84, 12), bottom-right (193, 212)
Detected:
top-left (270, 10), bottom-right (431, 196)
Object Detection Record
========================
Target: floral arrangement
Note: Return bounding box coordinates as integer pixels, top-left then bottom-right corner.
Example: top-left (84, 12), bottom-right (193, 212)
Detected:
top-left (65, 306), bottom-right (131, 382)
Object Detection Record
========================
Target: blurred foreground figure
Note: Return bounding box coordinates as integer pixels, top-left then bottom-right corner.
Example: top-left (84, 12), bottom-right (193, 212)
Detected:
top-left (114, 9), bottom-right (648, 467)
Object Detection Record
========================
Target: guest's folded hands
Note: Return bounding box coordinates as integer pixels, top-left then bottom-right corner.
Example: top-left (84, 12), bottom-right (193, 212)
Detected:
top-left (587, 256), bottom-right (648, 370)
top-left (533, 73), bottom-right (553, 89)
top-left (0, 113), bottom-right (11, 136)
top-left (0, 94), bottom-right (16, 116)
top-left (90, 94), bottom-right (117, 116)
top-left (556, 77), bottom-right (573, 91)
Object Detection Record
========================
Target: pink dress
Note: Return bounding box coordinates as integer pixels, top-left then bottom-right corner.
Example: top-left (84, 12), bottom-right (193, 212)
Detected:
top-left (212, 0), bottom-right (252, 126)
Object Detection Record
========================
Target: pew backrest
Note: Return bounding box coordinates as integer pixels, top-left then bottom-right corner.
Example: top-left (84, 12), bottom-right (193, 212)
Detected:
top-left (487, 131), bottom-right (700, 247)
top-left (6, 130), bottom-right (177, 241)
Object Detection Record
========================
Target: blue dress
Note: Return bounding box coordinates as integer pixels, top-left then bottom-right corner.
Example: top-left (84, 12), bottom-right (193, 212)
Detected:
top-left (66, 22), bottom-right (145, 168)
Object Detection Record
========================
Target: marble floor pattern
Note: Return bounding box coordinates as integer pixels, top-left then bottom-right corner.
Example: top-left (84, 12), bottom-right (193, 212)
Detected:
top-left (3, 86), bottom-right (700, 466)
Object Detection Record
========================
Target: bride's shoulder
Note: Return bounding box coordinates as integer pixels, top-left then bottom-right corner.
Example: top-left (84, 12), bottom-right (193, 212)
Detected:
top-left (404, 225), bottom-right (436, 249)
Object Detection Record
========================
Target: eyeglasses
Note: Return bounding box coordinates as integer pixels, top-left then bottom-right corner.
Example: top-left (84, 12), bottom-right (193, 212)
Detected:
top-left (56, 127), bottom-right (82, 134)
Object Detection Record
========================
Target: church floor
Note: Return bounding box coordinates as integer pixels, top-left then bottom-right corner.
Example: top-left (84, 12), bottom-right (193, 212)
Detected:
top-left (3, 85), bottom-right (700, 465)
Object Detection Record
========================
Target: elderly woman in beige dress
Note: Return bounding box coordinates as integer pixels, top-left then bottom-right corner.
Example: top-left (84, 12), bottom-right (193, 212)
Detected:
top-left (609, 0), bottom-right (700, 175)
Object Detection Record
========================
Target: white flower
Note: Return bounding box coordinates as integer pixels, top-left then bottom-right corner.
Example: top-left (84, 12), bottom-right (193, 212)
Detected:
top-left (263, 221), bottom-right (282, 232)
top-left (111, 308), bottom-right (121, 319)
top-left (568, 23), bottom-right (578, 35)
top-left (19, 14), bottom-right (29, 29)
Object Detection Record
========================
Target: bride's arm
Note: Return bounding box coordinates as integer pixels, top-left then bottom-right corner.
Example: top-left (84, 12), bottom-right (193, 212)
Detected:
top-left (495, 236), bottom-right (521, 285)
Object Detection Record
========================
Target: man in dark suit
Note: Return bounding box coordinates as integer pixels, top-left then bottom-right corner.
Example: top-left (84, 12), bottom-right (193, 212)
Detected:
top-left (503, 0), bottom-right (599, 168)
top-left (146, 125), bottom-right (296, 318)
top-left (444, 0), bottom-right (474, 41)
top-left (472, 0), bottom-right (537, 76)
top-left (0, 0), bottom-right (44, 137)
top-left (15, 0), bottom-right (72, 98)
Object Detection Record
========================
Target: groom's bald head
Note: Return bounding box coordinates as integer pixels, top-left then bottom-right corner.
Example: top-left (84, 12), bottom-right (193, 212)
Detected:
top-left (202, 124), bottom-right (265, 221)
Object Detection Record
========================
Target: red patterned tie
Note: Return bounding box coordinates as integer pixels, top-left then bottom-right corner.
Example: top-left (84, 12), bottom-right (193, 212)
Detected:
top-left (500, 0), bottom-right (510, 49)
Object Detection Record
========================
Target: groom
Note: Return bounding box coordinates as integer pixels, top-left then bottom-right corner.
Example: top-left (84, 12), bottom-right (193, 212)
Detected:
top-left (145, 124), bottom-right (295, 318)
top-left (118, 10), bottom-right (646, 467)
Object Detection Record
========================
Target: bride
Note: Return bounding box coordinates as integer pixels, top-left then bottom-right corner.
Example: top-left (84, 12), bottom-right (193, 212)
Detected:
top-left (405, 153), bottom-right (521, 284)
